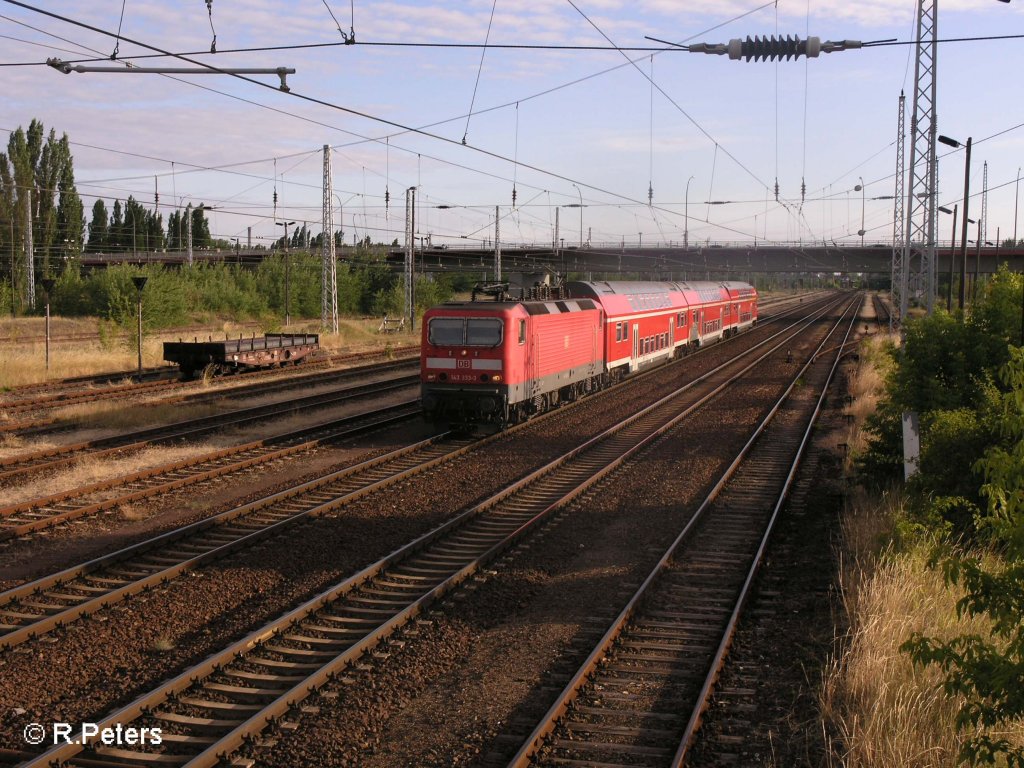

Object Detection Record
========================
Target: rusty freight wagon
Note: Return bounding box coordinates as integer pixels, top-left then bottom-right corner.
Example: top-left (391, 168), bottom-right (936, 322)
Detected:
top-left (163, 333), bottom-right (320, 378)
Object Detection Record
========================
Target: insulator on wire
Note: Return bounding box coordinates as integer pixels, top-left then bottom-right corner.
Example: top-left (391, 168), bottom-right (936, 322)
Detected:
top-left (729, 35), bottom-right (819, 62)
top-left (272, 189), bottom-right (277, 206)
top-left (801, 178), bottom-right (806, 203)
top-left (648, 183), bottom-right (653, 206)
top-left (683, 35), bottom-right (861, 63)
top-left (512, 185), bottom-right (517, 207)
top-left (774, 179), bottom-right (780, 202)
top-left (385, 187), bottom-right (390, 213)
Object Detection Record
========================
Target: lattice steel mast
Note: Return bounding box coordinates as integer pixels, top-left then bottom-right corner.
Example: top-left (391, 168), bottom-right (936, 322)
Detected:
top-left (321, 145), bottom-right (338, 334)
top-left (902, 0), bottom-right (939, 316)
top-left (892, 92), bottom-right (906, 328)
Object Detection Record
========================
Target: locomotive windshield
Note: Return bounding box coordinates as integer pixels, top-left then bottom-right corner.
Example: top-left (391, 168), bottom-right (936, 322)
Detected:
top-left (466, 319), bottom-right (503, 345)
top-left (428, 317), bottom-right (503, 347)
top-left (428, 318), bottom-right (465, 346)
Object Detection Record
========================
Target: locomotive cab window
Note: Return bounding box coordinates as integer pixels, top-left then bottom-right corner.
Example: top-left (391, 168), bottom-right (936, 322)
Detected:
top-left (466, 319), bottom-right (503, 346)
top-left (428, 318), bottom-right (465, 346)
top-left (428, 318), bottom-right (504, 347)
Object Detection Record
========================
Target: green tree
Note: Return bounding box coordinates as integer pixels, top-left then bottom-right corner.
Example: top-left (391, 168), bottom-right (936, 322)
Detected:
top-left (190, 205), bottom-right (211, 249)
top-left (55, 138), bottom-right (84, 263)
top-left (904, 347), bottom-right (1024, 767)
top-left (110, 199), bottom-right (124, 252)
top-left (87, 199), bottom-right (109, 252)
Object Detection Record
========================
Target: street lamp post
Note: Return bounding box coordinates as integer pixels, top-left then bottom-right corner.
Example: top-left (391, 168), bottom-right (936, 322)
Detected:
top-left (939, 205), bottom-right (959, 312)
top-left (131, 275), bottom-right (148, 378)
top-left (276, 220), bottom-right (296, 326)
top-left (685, 175), bottom-right (694, 251)
top-left (854, 177), bottom-right (866, 247)
top-left (938, 134), bottom-right (972, 311)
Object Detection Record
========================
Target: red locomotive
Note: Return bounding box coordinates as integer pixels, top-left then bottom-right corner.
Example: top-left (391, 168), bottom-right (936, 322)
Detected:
top-left (420, 280), bottom-right (757, 428)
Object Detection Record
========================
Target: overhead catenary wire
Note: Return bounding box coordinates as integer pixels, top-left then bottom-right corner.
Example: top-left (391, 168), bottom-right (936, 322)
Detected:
top-left (110, 0), bottom-right (126, 59)
top-left (205, 0), bottom-right (216, 54)
top-left (321, 0), bottom-right (354, 44)
top-left (4, 26), bottom-right (1024, 69)
top-left (2, 0), bottom-right (781, 222)
top-left (12, 1), bottom-right (1019, 244)
top-left (648, 55), bottom-right (654, 206)
top-left (4, 0), bottom-right (763, 241)
top-left (462, 0), bottom-right (498, 145)
top-left (561, 0), bottom-right (790, 223)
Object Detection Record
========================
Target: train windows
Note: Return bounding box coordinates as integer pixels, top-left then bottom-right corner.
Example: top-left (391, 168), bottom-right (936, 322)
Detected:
top-left (692, 310), bottom-right (699, 324)
top-left (428, 318), bottom-right (504, 346)
top-left (466, 319), bottom-right (503, 346)
top-left (623, 323), bottom-right (629, 340)
top-left (518, 319), bottom-right (526, 344)
top-left (428, 318), bottom-right (465, 346)
top-left (615, 322), bottom-right (622, 342)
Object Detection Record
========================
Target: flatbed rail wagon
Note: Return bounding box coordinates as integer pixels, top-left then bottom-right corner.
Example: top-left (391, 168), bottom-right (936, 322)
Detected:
top-left (163, 333), bottom-right (320, 378)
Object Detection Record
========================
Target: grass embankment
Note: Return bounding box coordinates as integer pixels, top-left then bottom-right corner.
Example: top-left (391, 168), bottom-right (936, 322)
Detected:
top-left (0, 315), bottom-right (419, 389)
top-left (822, 334), bottom-right (1024, 766)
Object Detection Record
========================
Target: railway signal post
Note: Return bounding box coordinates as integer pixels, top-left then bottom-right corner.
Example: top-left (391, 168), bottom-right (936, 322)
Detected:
top-left (132, 275), bottom-right (148, 378)
top-left (40, 277), bottom-right (56, 373)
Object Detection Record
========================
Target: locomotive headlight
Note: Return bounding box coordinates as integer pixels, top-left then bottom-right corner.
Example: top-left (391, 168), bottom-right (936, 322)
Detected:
top-left (426, 374), bottom-right (436, 381)
top-left (491, 375), bottom-right (502, 382)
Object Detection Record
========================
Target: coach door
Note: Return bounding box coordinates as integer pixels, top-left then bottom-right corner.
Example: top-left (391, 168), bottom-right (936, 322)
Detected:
top-left (632, 323), bottom-right (640, 368)
top-left (525, 318), bottom-right (539, 397)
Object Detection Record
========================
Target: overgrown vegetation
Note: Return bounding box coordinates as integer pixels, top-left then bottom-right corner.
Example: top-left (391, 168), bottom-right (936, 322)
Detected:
top-left (838, 266), bottom-right (1024, 766)
top-left (2, 253), bottom-right (469, 333)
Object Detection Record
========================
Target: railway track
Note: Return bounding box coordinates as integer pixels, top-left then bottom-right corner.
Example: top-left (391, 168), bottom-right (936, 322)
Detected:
top-left (0, 296), bottom-right (840, 545)
top-left (506, 296), bottom-right (858, 767)
top-left (12, 295), bottom-right (851, 768)
top-left (872, 291), bottom-right (893, 331)
top-left (2, 356), bottom-right (419, 437)
top-left (0, 412), bottom-right (474, 651)
top-left (0, 346), bottom-right (420, 431)
top-left (0, 321), bottom-right (267, 347)
top-left (0, 365), bottom-right (419, 486)
top-left (0, 400), bottom-right (421, 542)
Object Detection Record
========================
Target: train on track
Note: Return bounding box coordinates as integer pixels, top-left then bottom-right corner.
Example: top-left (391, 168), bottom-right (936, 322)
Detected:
top-left (421, 280), bottom-right (757, 428)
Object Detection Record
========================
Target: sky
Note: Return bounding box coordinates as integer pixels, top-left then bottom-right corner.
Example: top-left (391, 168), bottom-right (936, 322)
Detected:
top-left (2, 0), bottom-right (1023, 252)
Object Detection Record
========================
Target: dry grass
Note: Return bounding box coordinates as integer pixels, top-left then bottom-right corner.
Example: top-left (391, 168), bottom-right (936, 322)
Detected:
top-left (0, 321), bottom-right (217, 389)
top-left (841, 333), bottom-right (896, 469)
top-left (2, 444), bottom-right (212, 508)
top-left (315, 316), bottom-right (419, 356)
top-left (0, 315), bottom-right (413, 389)
top-left (822, 494), bottom-right (1024, 767)
top-left (821, 309), bottom-right (1024, 767)
top-left (52, 399), bottom-right (226, 433)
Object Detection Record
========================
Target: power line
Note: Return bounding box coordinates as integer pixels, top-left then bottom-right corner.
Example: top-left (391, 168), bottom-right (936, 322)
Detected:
top-left (0, 1), bottom-right (700, 224)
